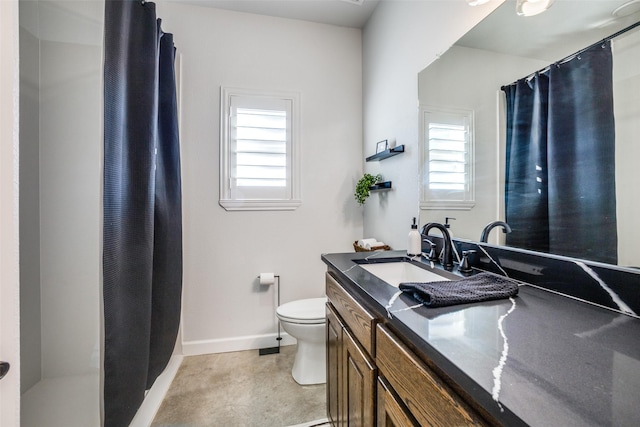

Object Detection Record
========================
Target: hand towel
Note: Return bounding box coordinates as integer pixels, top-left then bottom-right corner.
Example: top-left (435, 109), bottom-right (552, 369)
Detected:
top-left (399, 272), bottom-right (519, 308)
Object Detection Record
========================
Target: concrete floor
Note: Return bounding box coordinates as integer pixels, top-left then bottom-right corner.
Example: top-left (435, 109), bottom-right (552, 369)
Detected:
top-left (152, 345), bottom-right (328, 426)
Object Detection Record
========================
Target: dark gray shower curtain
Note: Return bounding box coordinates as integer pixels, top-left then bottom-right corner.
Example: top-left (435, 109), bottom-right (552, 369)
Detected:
top-left (503, 75), bottom-right (550, 253)
top-left (103, 2), bottom-right (182, 426)
top-left (503, 42), bottom-right (617, 264)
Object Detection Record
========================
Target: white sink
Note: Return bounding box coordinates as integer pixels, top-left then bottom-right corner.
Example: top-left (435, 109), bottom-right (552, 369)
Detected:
top-left (359, 262), bottom-right (450, 288)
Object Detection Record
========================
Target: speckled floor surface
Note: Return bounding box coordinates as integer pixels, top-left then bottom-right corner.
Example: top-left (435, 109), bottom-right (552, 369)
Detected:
top-left (151, 345), bottom-right (328, 426)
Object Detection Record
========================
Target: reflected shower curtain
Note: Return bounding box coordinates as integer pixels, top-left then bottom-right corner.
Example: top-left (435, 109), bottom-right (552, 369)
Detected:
top-left (503, 42), bottom-right (617, 264)
top-left (503, 75), bottom-right (550, 253)
top-left (103, 1), bottom-right (182, 426)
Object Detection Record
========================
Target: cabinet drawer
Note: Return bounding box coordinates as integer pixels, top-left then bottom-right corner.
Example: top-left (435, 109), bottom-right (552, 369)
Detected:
top-left (326, 272), bottom-right (376, 356)
top-left (376, 325), bottom-right (487, 426)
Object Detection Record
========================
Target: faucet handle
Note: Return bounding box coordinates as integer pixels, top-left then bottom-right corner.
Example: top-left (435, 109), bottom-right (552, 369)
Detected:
top-left (423, 238), bottom-right (438, 261)
top-left (459, 250), bottom-right (476, 274)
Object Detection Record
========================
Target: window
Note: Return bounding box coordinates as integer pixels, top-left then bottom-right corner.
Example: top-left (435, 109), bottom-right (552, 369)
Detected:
top-left (420, 106), bottom-right (475, 210)
top-left (220, 87), bottom-right (301, 211)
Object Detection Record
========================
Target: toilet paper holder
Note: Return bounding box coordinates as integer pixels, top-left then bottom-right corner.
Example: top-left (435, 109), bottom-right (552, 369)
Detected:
top-left (258, 273), bottom-right (281, 356)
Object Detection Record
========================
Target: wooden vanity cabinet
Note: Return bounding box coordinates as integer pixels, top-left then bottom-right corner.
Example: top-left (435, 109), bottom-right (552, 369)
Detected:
top-left (326, 304), bottom-right (343, 426)
top-left (326, 272), bottom-right (375, 355)
top-left (326, 272), bottom-right (376, 426)
top-left (326, 270), bottom-right (489, 427)
top-left (377, 376), bottom-right (419, 427)
top-left (376, 324), bottom-right (488, 426)
top-left (344, 325), bottom-right (376, 426)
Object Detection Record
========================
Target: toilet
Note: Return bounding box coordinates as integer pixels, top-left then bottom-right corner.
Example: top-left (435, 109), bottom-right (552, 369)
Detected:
top-left (276, 297), bottom-right (327, 385)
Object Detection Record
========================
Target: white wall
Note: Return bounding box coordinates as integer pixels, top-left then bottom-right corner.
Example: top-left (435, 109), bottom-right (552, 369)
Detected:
top-left (155, 2), bottom-right (363, 353)
top-left (614, 29), bottom-right (640, 267)
top-left (39, 34), bottom-right (103, 378)
top-left (418, 46), bottom-right (546, 243)
top-left (19, 9), bottom-right (42, 392)
top-left (20, 0), bottom-right (104, 382)
top-left (1, 0), bottom-right (22, 423)
top-left (362, 0), bottom-right (504, 249)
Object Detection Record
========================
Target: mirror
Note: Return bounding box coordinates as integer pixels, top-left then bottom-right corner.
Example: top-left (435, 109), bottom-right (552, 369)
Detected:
top-left (418, 0), bottom-right (640, 267)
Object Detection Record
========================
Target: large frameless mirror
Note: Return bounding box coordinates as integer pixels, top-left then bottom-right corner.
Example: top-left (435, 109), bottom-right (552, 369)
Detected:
top-left (419, 0), bottom-right (640, 267)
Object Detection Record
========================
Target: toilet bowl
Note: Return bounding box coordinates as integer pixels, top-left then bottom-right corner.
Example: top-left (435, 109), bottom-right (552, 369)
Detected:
top-left (276, 297), bottom-right (327, 385)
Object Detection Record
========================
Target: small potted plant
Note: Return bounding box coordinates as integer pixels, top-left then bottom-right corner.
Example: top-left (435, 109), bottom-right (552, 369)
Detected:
top-left (354, 173), bottom-right (382, 205)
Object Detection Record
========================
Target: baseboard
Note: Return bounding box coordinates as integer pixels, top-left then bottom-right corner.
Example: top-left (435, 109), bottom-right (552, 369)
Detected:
top-left (182, 332), bottom-right (296, 356)
top-left (129, 354), bottom-right (183, 427)
top-left (287, 418), bottom-right (330, 427)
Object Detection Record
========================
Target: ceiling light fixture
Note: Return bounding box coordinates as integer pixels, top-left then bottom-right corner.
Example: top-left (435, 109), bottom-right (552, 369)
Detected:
top-left (612, 0), bottom-right (640, 17)
top-left (466, 0), bottom-right (491, 5)
top-left (516, 0), bottom-right (555, 16)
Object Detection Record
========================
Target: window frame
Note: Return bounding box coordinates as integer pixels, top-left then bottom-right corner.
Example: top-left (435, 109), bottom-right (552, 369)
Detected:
top-left (219, 87), bottom-right (301, 211)
top-left (419, 105), bottom-right (476, 210)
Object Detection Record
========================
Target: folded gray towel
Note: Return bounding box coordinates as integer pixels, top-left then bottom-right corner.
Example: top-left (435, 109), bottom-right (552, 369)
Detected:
top-left (399, 272), bottom-right (519, 308)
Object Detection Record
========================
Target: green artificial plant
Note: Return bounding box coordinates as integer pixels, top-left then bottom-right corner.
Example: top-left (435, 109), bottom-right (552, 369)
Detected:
top-left (354, 173), bottom-right (382, 206)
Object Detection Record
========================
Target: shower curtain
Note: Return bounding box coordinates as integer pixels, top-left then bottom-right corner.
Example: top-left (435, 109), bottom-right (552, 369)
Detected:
top-left (103, 1), bottom-right (182, 426)
top-left (502, 42), bottom-right (617, 264)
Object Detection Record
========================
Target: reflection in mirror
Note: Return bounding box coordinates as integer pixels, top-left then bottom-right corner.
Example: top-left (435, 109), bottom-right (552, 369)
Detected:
top-left (502, 41), bottom-right (618, 264)
top-left (418, 0), bottom-right (640, 267)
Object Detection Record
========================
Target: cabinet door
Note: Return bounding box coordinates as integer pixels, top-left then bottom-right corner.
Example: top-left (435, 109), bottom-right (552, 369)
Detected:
top-left (343, 328), bottom-right (376, 427)
top-left (377, 376), bottom-right (418, 427)
top-left (327, 304), bottom-right (343, 426)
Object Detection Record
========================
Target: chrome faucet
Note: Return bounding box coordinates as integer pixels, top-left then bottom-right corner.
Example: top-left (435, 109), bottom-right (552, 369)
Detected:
top-left (480, 221), bottom-right (512, 243)
top-left (420, 222), bottom-right (454, 270)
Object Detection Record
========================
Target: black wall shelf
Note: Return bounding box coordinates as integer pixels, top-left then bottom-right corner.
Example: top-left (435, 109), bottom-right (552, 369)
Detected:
top-left (366, 145), bottom-right (405, 162)
top-left (370, 181), bottom-right (392, 191)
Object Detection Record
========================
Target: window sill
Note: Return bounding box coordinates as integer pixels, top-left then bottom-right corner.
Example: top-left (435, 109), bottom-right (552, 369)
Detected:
top-left (420, 200), bottom-right (475, 210)
top-left (219, 199), bottom-right (302, 211)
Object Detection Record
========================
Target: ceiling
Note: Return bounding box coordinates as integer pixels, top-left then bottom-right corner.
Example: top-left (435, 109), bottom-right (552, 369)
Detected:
top-left (172, 0), bottom-right (640, 57)
top-left (456, 0), bottom-right (640, 62)
top-left (174, 0), bottom-right (380, 28)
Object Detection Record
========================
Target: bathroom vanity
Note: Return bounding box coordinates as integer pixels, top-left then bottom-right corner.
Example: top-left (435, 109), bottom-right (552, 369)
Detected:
top-left (323, 250), bottom-right (640, 426)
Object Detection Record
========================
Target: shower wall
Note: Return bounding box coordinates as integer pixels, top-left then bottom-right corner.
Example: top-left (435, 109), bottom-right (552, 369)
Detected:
top-left (39, 2), bottom-right (103, 378)
top-left (19, 0), bottom-right (42, 393)
top-left (19, 0), bottom-right (104, 403)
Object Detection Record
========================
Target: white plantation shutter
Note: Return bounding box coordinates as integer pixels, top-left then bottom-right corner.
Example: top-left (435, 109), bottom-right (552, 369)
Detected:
top-left (428, 122), bottom-right (467, 191)
top-left (420, 107), bottom-right (475, 210)
top-left (220, 88), bottom-right (301, 211)
top-left (233, 106), bottom-right (288, 188)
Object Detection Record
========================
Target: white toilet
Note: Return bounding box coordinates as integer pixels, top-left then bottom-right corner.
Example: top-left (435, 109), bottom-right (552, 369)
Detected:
top-left (276, 297), bottom-right (327, 385)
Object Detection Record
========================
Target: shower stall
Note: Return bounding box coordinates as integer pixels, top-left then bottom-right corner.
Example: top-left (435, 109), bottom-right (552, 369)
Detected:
top-left (19, 1), bottom-right (104, 425)
top-left (18, 1), bottom-right (181, 425)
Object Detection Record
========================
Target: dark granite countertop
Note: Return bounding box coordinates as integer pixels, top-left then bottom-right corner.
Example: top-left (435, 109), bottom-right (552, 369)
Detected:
top-left (322, 250), bottom-right (640, 427)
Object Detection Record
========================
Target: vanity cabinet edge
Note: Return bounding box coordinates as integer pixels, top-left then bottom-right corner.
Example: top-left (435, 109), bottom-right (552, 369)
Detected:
top-left (376, 324), bottom-right (491, 426)
top-left (326, 272), bottom-right (377, 426)
top-left (326, 304), bottom-right (343, 426)
top-left (325, 272), bottom-right (376, 356)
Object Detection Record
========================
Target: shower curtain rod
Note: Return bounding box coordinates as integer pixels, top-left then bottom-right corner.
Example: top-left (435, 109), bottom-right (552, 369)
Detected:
top-left (506, 19), bottom-right (640, 86)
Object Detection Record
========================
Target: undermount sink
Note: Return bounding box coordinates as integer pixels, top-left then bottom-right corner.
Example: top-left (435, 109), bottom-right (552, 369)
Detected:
top-left (359, 261), bottom-right (450, 288)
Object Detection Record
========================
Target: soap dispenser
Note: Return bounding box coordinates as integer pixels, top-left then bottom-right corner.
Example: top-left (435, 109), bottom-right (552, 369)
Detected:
top-left (407, 217), bottom-right (421, 256)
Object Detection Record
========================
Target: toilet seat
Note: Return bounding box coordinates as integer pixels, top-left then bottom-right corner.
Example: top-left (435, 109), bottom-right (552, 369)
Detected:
top-left (276, 297), bottom-right (327, 324)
